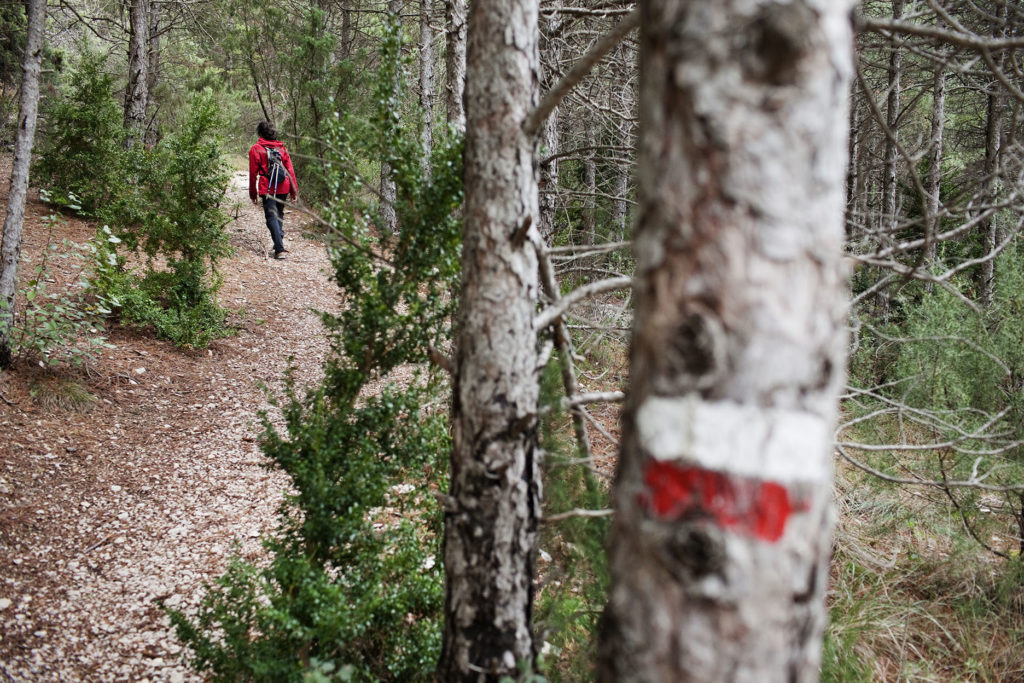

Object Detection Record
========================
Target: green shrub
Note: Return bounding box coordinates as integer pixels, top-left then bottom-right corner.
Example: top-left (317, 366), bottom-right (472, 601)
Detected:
top-left (88, 93), bottom-right (234, 348)
top-left (2, 216), bottom-right (112, 369)
top-left (33, 48), bottom-right (126, 216)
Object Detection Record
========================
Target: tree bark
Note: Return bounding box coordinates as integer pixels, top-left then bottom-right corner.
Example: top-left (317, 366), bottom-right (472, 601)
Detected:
top-left (420, 0), bottom-right (435, 170)
top-left (124, 0), bottom-right (150, 148)
top-left (846, 83), bottom-right (860, 231)
top-left (0, 0), bottom-right (46, 368)
top-left (380, 0), bottom-right (402, 235)
top-left (598, 1), bottom-right (853, 681)
top-left (582, 120), bottom-right (597, 245)
top-left (537, 10), bottom-right (562, 243)
top-left (438, 0), bottom-right (540, 675)
top-left (924, 65), bottom-right (946, 269)
top-left (444, 0), bottom-right (467, 130)
top-left (610, 38), bottom-right (634, 242)
top-left (145, 5), bottom-right (160, 145)
top-left (881, 0), bottom-right (904, 235)
top-left (980, 3), bottom-right (1007, 308)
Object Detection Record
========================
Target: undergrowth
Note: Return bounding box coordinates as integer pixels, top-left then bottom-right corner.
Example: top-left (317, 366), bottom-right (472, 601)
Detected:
top-left (535, 353), bottom-right (613, 682)
top-left (170, 19), bottom-right (462, 680)
top-left (826, 438), bottom-right (1024, 681)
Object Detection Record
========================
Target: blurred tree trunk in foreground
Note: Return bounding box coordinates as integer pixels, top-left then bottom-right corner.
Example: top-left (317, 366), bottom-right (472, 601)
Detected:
top-left (598, 1), bottom-right (854, 680)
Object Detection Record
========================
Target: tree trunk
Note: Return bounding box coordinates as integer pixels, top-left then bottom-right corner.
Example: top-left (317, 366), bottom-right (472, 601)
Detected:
top-left (980, 3), bottom-right (1007, 308)
top-left (379, 0), bottom-right (402, 235)
top-left (610, 39), bottom-right (634, 242)
top-left (0, 0), bottom-right (46, 368)
top-left (341, 2), bottom-right (352, 59)
top-left (537, 11), bottom-right (562, 243)
top-left (124, 0), bottom-right (150, 148)
top-left (846, 84), bottom-right (860, 231)
top-left (582, 121), bottom-right (597, 245)
top-left (924, 66), bottom-right (946, 269)
top-left (144, 6), bottom-right (160, 146)
top-left (444, 0), bottom-right (467, 130)
top-left (438, 0), bottom-right (540, 675)
top-left (420, 0), bottom-right (435, 171)
top-left (881, 0), bottom-right (903, 234)
top-left (598, 1), bottom-right (853, 681)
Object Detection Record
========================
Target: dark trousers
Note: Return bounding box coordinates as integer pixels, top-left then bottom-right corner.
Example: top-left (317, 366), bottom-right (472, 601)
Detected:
top-left (261, 194), bottom-right (288, 254)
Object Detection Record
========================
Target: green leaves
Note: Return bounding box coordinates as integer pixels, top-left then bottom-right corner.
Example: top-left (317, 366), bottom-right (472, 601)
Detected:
top-left (33, 48), bottom-right (125, 216)
top-left (84, 92), bottom-right (234, 349)
top-left (2, 220), bottom-right (113, 369)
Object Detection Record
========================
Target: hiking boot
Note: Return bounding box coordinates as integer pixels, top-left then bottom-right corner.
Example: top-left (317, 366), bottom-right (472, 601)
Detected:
top-left (274, 251), bottom-right (287, 260)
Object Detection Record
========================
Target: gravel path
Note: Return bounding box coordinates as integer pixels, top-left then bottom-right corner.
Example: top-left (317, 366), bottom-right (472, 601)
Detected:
top-left (0, 171), bottom-right (336, 681)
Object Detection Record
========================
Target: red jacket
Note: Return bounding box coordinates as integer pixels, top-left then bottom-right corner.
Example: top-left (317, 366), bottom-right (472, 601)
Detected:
top-left (249, 138), bottom-right (298, 200)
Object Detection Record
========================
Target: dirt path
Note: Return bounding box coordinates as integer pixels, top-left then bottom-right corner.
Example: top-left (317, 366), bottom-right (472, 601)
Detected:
top-left (0, 170), bottom-right (335, 681)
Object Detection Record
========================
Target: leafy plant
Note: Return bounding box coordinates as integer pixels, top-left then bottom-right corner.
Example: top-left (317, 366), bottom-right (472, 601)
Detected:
top-left (33, 47), bottom-right (126, 216)
top-left (88, 92), bottom-right (234, 348)
top-left (2, 215), bottom-right (112, 369)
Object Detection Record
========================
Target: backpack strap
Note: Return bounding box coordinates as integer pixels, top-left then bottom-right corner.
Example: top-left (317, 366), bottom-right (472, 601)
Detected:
top-left (256, 143), bottom-right (270, 178)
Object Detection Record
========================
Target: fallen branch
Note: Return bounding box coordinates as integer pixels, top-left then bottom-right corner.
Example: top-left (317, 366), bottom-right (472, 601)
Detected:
top-left (542, 507), bottom-right (614, 523)
top-left (561, 391), bottom-right (625, 408)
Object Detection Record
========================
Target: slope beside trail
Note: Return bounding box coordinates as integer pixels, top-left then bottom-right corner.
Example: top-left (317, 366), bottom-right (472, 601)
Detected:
top-left (0, 168), bottom-right (335, 681)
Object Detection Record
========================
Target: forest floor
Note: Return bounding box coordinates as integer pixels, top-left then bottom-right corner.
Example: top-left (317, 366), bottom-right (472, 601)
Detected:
top-left (0, 160), bottom-right (626, 682)
top-left (0, 163), bottom-right (337, 681)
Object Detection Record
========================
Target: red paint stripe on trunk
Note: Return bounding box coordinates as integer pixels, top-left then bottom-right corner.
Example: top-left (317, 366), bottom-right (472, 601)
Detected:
top-left (639, 460), bottom-right (802, 542)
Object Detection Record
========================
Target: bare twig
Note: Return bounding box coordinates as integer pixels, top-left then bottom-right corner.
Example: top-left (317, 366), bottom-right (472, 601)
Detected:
top-left (836, 445), bottom-right (1024, 492)
top-left (535, 276), bottom-right (632, 331)
top-left (861, 16), bottom-right (1024, 51)
top-left (545, 240), bottom-right (632, 256)
top-left (524, 9), bottom-right (640, 137)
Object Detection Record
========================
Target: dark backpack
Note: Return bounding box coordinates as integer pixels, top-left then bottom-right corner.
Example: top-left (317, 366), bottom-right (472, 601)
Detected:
top-left (263, 146), bottom-right (288, 192)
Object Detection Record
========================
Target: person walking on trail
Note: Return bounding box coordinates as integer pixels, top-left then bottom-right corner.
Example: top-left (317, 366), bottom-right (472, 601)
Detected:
top-left (248, 121), bottom-right (298, 260)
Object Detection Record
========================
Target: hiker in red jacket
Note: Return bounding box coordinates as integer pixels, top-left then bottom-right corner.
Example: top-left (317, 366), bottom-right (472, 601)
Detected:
top-left (248, 121), bottom-right (298, 260)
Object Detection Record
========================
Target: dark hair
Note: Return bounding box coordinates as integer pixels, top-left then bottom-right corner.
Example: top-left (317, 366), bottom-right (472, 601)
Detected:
top-left (257, 121), bottom-right (277, 140)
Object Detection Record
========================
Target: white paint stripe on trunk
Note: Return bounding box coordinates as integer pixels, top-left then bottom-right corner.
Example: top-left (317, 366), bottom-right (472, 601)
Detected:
top-left (635, 396), bottom-right (831, 483)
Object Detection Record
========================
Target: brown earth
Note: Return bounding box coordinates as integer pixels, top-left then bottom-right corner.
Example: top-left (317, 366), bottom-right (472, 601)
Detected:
top-left (0, 165), bottom-right (335, 681)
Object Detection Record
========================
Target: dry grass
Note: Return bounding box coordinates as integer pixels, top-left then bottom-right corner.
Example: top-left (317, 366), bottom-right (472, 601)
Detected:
top-left (827, 458), bottom-right (1024, 682)
top-left (28, 371), bottom-right (96, 413)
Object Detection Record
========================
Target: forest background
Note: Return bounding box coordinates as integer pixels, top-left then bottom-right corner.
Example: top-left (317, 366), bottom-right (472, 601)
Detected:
top-left (0, 0), bottom-right (1023, 680)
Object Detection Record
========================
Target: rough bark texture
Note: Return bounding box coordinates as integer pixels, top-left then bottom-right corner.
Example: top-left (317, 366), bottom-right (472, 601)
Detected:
top-left (582, 122), bottom-right (597, 244)
top-left (145, 8), bottom-right (160, 146)
top-left (598, 1), bottom-right (853, 681)
top-left (924, 67), bottom-right (946, 267)
top-left (980, 3), bottom-right (1007, 308)
top-left (438, 0), bottom-right (540, 676)
top-left (379, 0), bottom-right (401, 235)
top-left (846, 87), bottom-right (860, 224)
top-left (444, 0), bottom-right (467, 130)
top-left (881, 0), bottom-right (903, 234)
top-left (0, 0), bottom-right (46, 368)
top-left (537, 10), bottom-right (562, 243)
top-left (124, 0), bottom-right (150, 147)
top-left (420, 0), bottom-right (435, 169)
top-left (608, 37), bottom-right (636, 241)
